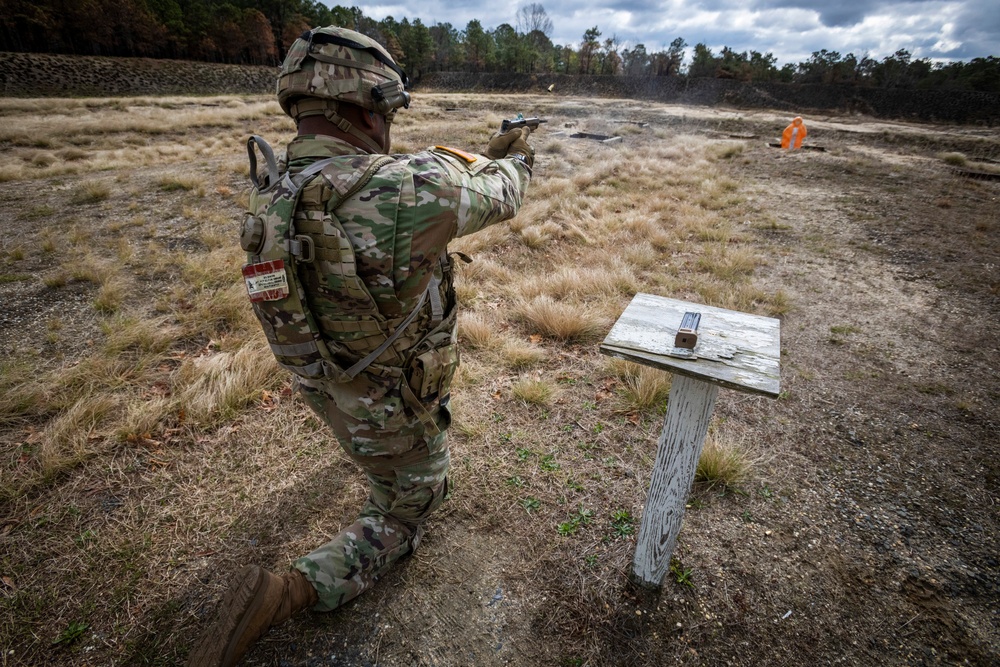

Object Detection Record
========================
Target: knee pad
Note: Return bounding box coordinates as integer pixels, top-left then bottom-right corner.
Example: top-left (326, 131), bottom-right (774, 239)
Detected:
top-left (388, 475), bottom-right (448, 527)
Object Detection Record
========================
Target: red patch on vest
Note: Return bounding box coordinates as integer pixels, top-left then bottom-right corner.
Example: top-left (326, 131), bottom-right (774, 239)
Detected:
top-left (243, 260), bottom-right (290, 302)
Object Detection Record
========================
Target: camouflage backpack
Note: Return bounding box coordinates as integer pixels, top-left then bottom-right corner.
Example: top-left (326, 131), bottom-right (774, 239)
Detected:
top-left (238, 135), bottom-right (427, 383)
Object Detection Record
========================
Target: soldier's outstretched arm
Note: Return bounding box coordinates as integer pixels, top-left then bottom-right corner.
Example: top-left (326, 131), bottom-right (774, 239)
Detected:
top-left (409, 144), bottom-right (532, 241)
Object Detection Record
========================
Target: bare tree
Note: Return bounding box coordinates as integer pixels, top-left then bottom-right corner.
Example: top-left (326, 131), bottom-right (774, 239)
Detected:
top-left (600, 35), bottom-right (621, 74)
top-left (516, 3), bottom-right (553, 37)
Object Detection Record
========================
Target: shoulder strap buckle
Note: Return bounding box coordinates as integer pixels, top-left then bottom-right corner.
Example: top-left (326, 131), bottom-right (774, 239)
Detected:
top-left (289, 235), bottom-right (315, 263)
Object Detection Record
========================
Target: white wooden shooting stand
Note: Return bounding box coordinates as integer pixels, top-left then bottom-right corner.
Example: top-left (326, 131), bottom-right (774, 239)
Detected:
top-left (600, 293), bottom-right (781, 588)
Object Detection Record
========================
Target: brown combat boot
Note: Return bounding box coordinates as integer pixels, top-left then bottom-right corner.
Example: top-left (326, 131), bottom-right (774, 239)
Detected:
top-left (188, 565), bottom-right (318, 667)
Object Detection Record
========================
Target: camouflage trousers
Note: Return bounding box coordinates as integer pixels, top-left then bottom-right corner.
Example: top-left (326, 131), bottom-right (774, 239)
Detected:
top-left (292, 378), bottom-right (450, 612)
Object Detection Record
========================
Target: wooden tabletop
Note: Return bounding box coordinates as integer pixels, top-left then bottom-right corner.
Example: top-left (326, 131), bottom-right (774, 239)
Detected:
top-left (600, 293), bottom-right (781, 397)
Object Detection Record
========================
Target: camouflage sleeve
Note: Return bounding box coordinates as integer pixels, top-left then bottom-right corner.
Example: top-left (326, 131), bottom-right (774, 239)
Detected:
top-left (412, 147), bottom-right (530, 239)
top-left (326, 147), bottom-right (529, 308)
top-left (388, 148), bottom-right (530, 300)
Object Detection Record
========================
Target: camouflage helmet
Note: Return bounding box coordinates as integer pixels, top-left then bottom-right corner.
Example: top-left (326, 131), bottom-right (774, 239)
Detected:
top-left (277, 26), bottom-right (410, 119)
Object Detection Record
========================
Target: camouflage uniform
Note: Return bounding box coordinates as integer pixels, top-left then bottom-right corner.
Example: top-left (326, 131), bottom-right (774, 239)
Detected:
top-left (266, 134), bottom-right (530, 611)
top-left (188, 27), bottom-right (533, 667)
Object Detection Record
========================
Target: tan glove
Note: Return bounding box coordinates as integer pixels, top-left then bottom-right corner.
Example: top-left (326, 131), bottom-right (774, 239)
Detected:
top-left (486, 127), bottom-right (535, 168)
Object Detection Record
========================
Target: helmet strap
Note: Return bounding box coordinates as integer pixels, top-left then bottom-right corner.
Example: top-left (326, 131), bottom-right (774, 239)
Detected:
top-left (325, 108), bottom-right (385, 154)
top-left (290, 99), bottom-right (386, 154)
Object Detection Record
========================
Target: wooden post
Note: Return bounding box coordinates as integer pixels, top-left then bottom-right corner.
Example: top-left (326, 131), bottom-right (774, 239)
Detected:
top-left (632, 375), bottom-right (718, 588)
top-left (600, 293), bottom-right (781, 589)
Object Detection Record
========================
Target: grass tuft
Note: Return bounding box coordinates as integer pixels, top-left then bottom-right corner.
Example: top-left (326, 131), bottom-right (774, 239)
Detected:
top-left (714, 142), bottom-right (746, 159)
top-left (695, 430), bottom-right (756, 490)
top-left (512, 377), bottom-right (558, 406)
top-left (158, 175), bottom-right (203, 192)
top-left (938, 152), bottom-right (967, 166)
top-left (174, 338), bottom-right (281, 425)
top-left (181, 247), bottom-right (242, 290)
top-left (0, 360), bottom-right (44, 425)
top-left (696, 247), bottom-right (759, 281)
top-left (40, 394), bottom-right (120, 476)
top-left (69, 180), bottom-right (111, 204)
top-left (610, 360), bottom-right (672, 412)
top-left (458, 312), bottom-right (500, 350)
top-left (93, 279), bottom-right (125, 314)
top-left (58, 147), bottom-right (91, 161)
top-left (0, 165), bottom-right (23, 182)
top-left (101, 315), bottom-right (176, 355)
top-left (502, 341), bottom-right (548, 369)
top-left (513, 296), bottom-right (607, 342)
top-left (519, 225), bottom-right (554, 249)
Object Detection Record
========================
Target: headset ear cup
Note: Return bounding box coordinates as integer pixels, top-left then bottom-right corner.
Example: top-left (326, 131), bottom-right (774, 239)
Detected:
top-left (370, 81), bottom-right (409, 115)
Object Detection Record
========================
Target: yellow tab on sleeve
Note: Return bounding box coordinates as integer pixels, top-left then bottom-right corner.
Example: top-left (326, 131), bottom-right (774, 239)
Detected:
top-left (434, 146), bottom-right (478, 163)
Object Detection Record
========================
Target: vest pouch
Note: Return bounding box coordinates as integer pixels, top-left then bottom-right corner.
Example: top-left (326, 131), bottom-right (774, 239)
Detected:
top-left (408, 340), bottom-right (460, 401)
top-left (248, 281), bottom-right (352, 383)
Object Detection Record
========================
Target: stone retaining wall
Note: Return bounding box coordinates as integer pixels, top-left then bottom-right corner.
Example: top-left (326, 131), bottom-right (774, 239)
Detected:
top-left (0, 52), bottom-right (274, 97)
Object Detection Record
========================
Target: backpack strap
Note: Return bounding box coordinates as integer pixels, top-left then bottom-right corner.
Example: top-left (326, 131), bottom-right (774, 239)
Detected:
top-left (283, 154), bottom-right (394, 262)
top-left (342, 288), bottom-right (428, 379)
top-left (322, 154), bottom-right (396, 209)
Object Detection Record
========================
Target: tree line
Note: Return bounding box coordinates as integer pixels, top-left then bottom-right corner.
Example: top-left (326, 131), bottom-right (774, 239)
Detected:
top-left (1, 0), bottom-right (997, 92)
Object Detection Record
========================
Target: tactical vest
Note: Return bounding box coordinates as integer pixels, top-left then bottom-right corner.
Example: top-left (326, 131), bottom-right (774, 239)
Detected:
top-left (239, 136), bottom-right (458, 410)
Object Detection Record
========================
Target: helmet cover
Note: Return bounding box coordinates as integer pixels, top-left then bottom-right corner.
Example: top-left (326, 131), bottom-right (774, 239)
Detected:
top-left (277, 26), bottom-right (409, 118)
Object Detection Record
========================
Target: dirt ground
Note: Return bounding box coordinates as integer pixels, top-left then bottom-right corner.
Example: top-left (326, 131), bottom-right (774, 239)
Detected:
top-left (235, 106), bottom-right (999, 666)
top-left (1, 96), bottom-right (998, 666)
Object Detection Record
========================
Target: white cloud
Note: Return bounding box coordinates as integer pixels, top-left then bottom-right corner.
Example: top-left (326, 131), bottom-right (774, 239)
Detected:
top-left (339, 0), bottom-right (1000, 64)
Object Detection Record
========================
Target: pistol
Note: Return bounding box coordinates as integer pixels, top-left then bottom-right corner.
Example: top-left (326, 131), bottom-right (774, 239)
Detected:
top-left (500, 116), bottom-right (547, 134)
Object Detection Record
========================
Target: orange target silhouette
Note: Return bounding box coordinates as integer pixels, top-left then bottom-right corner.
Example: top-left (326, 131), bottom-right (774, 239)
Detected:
top-left (781, 116), bottom-right (807, 149)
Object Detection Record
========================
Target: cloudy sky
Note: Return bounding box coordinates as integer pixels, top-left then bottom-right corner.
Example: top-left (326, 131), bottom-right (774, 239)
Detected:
top-left (337, 0), bottom-right (999, 67)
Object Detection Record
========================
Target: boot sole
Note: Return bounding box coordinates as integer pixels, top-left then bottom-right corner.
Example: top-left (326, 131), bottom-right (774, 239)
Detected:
top-left (189, 565), bottom-right (270, 667)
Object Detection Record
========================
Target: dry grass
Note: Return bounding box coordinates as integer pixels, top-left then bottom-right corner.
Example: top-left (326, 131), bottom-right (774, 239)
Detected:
top-left (158, 174), bottom-right (203, 192)
top-left (607, 358), bottom-right (672, 412)
top-left (0, 164), bottom-right (24, 182)
top-left (457, 311), bottom-right (501, 350)
top-left (512, 376), bottom-right (559, 406)
top-left (69, 179), bottom-right (111, 204)
top-left (938, 151), bottom-right (967, 166)
top-left (174, 337), bottom-right (279, 424)
top-left (695, 427), bottom-right (760, 490)
top-left (513, 296), bottom-right (608, 342)
top-left (520, 264), bottom-right (638, 301)
top-left (0, 92), bottom-right (789, 665)
top-left (93, 279), bottom-right (126, 314)
top-left (101, 315), bottom-right (177, 355)
top-left (0, 359), bottom-right (41, 425)
top-left (501, 340), bottom-right (549, 369)
top-left (39, 393), bottom-right (121, 475)
top-left (696, 246), bottom-right (760, 281)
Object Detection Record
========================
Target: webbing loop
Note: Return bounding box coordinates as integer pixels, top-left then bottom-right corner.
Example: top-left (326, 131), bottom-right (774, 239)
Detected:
top-left (247, 135), bottom-right (280, 191)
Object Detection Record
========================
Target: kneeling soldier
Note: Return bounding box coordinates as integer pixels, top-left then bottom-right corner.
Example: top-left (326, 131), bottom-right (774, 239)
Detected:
top-left (189, 26), bottom-right (534, 666)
